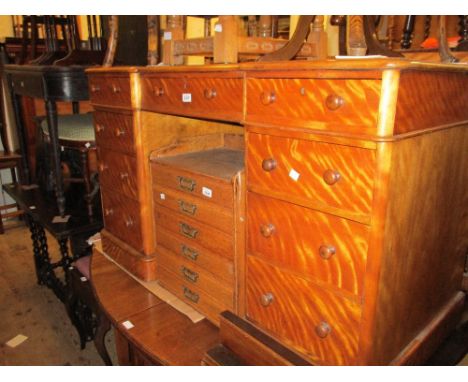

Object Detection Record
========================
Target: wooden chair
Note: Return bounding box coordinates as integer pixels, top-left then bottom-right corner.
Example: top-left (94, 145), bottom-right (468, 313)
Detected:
top-left (161, 15), bottom-right (327, 65)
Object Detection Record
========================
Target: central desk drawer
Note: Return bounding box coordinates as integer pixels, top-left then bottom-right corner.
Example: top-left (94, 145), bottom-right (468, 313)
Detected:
top-left (155, 205), bottom-right (233, 257)
top-left (93, 111), bottom-right (135, 155)
top-left (247, 132), bottom-right (376, 220)
top-left (99, 148), bottom-right (138, 201)
top-left (101, 190), bottom-right (143, 252)
top-left (246, 256), bottom-right (361, 365)
top-left (88, 75), bottom-right (132, 108)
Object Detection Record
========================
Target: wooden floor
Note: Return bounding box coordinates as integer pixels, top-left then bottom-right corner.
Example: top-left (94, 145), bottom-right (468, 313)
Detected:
top-left (0, 218), bottom-right (467, 366)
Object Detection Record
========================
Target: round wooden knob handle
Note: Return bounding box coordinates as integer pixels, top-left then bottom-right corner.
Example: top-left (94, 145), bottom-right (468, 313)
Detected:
top-left (260, 292), bottom-right (274, 307)
top-left (319, 245), bottom-right (336, 260)
top-left (323, 169), bottom-right (341, 185)
top-left (95, 123), bottom-right (105, 133)
top-left (262, 158), bottom-right (277, 172)
top-left (315, 321), bottom-right (331, 338)
top-left (203, 88), bottom-right (217, 99)
top-left (111, 84), bottom-right (121, 93)
top-left (120, 172), bottom-right (129, 180)
top-left (325, 94), bottom-right (344, 111)
top-left (125, 217), bottom-right (134, 227)
top-left (260, 91), bottom-right (276, 105)
top-left (98, 162), bottom-right (108, 172)
top-left (260, 223), bottom-right (276, 238)
top-left (104, 208), bottom-right (113, 216)
top-left (90, 84), bottom-right (100, 92)
top-left (153, 87), bottom-right (164, 96)
top-left (115, 128), bottom-right (125, 137)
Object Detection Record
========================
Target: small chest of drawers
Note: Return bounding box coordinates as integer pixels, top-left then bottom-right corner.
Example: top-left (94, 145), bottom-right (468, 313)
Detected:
top-left (151, 135), bottom-right (245, 324)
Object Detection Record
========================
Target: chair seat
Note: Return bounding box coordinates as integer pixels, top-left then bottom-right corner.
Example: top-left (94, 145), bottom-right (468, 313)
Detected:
top-left (40, 114), bottom-right (95, 142)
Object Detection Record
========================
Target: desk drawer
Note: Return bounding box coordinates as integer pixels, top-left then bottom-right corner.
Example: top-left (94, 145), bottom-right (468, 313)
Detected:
top-left (153, 185), bottom-right (233, 234)
top-left (152, 163), bottom-right (233, 209)
top-left (93, 111), bottom-right (135, 155)
top-left (98, 148), bottom-right (138, 201)
top-left (10, 73), bottom-right (43, 97)
top-left (88, 75), bottom-right (132, 108)
top-left (246, 78), bottom-right (381, 134)
top-left (141, 76), bottom-right (243, 122)
top-left (247, 132), bottom-right (375, 220)
top-left (101, 190), bottom-right (143, 252)
top-left (246, 256), bottom-right (361, 365)
top-left (157, 245), bottom-right (234, 307)
top-left (155, 205), bottom-right (233, 257)
top-left (247, 192), bottom-right (369, 296)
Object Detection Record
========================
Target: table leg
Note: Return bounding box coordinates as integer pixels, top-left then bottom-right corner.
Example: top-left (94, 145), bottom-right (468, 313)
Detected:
top-left (45, 99), bottom-right (66, 216)
top-left (9, 89), bottom-right (30, 184)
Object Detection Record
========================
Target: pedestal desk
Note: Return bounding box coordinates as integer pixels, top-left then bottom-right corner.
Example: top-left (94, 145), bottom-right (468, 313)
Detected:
top-left (87, 59), bottom-right (468, 365)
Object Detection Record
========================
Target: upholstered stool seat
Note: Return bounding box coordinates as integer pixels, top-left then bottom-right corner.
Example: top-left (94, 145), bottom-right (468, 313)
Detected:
top-left (39, 113), bottom-right (95, 143)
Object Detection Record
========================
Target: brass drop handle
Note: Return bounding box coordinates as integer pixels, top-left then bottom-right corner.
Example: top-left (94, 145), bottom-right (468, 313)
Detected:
top-left (203, 88), bottom-right (217, 99)
top-left (181, 245), bottom-right (199, 261)
top-left (183, 287), bottom-right (199, 303)
top-left (179, 222), bottom-right (198, 239)
top-left (115, 128), bottom-right (125, 137)
top-left (319, 245), bottom-right (336, 260)
top-left (177, 176), bottom-right (196, 192)
top-left (120, 172), bottom-right (129, 180)
top-left (260, 91), bottom-right (276, 105)
top-left (95, 123), bottom-right (105, 133)
top-left (181, 266), bottom-right (199, 283)
top-left (125, 217), bottom-right (134, 227)
top-left (111, 84), bottom-right (121, 93)
top-left (98, 162), bottom-right (108, 172)
top-left (262, 158), bottom-right (277, 172)
top-left (323, 169), bottom-right (341, 185)
top-left (315, 321), bottom-right (331, 338)
top-left (260, 223), bottom-right (276, 238)
top-left (325, 94), bottom-right (344, 111)
top-left (153, 87), bottom-right (164, 96)
top-left (260, 292), bottom-right (274, 307)
top-left (90, 84), bottom-right (100, 92)
top-left (178, 200), bottom-right (197, 216)
top-left (104, 208), bottom-right (113, 216)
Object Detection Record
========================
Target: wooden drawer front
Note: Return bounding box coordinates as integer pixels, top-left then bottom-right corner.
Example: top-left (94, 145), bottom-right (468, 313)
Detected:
top-left (157, 228), bottom-right (234, 282)
top-left (99, 149), bottom-right (138, 201)
top-left (93, 111), bottom-right (135, 155)
top-left (247, 133), bottom-right (375, 220)
top-left (10, 73), bottom-right (43, 97)
top-left (88, 75), bottom-right (131, 108)
top-left (153, 185), bottom-right (233, 234)
top-left (155, 205), bottom-right (233, 257)
top-left (157, 246), bottom-right (234, 307)
top-left (246, 78), bottom-right (381, 134)
top-left (246, 256), bottom-right (361, 365)
top-left (152, 163), bottom-right (233, 209)
top-left (158, 265), bottom-right (232, 324)
top-left (141, 76), bottom-right (243, 121)
top-left (247, 192), bottom-right (369, 296)
top-left (101, 190), bottom-right (143, 252)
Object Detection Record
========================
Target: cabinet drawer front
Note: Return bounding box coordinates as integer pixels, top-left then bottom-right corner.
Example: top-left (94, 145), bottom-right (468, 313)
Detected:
top-left (88, 75), bottom-right (131, 108)
top-left (157, 246), bottom-right (234, 306)
top-left (246, 256), bottom-right (361, 365)
top-left (246, 78), bottom-right (381, 134)
top-left (155, 205), bottom-right (233, 256)
top-left (158, 265), bottom-right (232, 325)
top-left (153, 185), bottom-right (233, 234)
top-left (152, 163), bottom-right (233, 209)
top-left (141, 76), bottom-right (243, 122)
top-left (99, 149), bottom-right (138, 201)
top-left (247, 133), bottom-right (375, 220)
top-left (93, 111), bottom-right (135, 155)
top-left (101, 190), bottom-right (143, 252)
top-left (157, 228), bottom-right (235, 281)
top-left (247, 192), bottom-right (369, 296)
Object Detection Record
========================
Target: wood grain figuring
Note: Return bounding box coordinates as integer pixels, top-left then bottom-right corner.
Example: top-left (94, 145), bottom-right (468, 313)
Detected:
top-left (156, 245), bottom-right (234, 307)
top-left (153, 184), bottom-right (233, 234)
top-left (247, 192), bottom-right (370, 296)
top-left (98, 148), bottom-right (138, 201)
top-left (101, 189), bottom-right (143, 252)
top-left (371, 126), bottom-right (468, 365)
top-left (247, 132), bottom-right (376, 222)
top-left (394, 71), bottom-right (468, 134)
top-left (246, 78), bottom-right (381, 134)
top-left (93, 110), bottom-right (135, 155)
top-left (246, 256), bottom-right (361, 365)
top-left (156, 228), bottom-right (235, 281)
top-left (140, 76), bottom-right (244, 122)
top-left (155, 205), bottom-right (233, 257)
top-left (101, 231), bottom-right (158, 281)
top-left (88, 74), bottom-right (132, 108)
